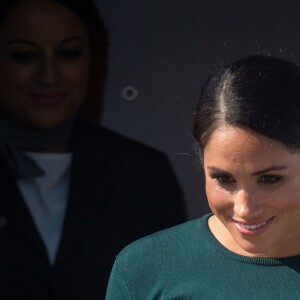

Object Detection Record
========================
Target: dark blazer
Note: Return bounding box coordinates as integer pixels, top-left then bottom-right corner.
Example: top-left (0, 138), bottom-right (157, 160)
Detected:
top-left (0, 119), bottom-right (186, 300)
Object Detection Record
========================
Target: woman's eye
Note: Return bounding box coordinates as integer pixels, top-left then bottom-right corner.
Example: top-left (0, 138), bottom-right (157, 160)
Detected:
top-left (259, 175), bottom-right (282, 184)
top-left (211, 174), bottom-right (235, 185)
top-left (10, 52), bottom-right (37, 63)
top-left (59, 49), bottom-right (83, 60)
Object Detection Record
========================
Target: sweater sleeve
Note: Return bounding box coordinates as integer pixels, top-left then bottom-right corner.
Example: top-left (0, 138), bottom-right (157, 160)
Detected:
top-left (105, 258), bottom-right (133, 300)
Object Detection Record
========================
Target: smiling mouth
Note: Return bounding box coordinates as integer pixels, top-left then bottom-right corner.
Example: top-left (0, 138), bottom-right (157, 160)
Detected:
top-left (237, 221), bottom-right (268, 230)
top-left (233, 216), bottom-right (274, 234)
top-left (29, 93), bottom-right (66, 105)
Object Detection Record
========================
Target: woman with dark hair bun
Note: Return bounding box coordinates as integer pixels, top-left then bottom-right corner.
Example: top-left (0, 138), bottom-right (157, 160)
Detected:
top-left (194, 55), bottom-right (300, 155)
top-left (106, 55), bottom-right (300, 299)
top-left (0, 0), bottom-right (186, 299)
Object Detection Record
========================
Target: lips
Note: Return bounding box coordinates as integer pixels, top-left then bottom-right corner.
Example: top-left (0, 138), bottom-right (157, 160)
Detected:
top-left (237, 221), bottom-right (268, 230)
top-left (232, 216), bottom-right (274, 236)
top-left (29, 93), bottom-right (66, 105)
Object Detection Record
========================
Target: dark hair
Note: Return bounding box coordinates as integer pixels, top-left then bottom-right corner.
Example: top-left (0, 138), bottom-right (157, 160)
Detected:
top-left (0, 0), bottom-right (103, 40)
top-left (193, 55), bottom-right (300, 160)
top-left (0, 0), bottom-right (108, 123)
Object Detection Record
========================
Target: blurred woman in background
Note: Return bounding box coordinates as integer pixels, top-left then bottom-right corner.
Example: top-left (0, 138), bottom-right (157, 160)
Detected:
top-left (0, 0), bottom-right (186, 299)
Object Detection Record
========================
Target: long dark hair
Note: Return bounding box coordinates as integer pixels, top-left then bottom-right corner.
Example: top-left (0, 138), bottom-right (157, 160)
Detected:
top-left (0, 0), bottom-right (105, 42)
top-left (194, 55), bottom-right (300, 159)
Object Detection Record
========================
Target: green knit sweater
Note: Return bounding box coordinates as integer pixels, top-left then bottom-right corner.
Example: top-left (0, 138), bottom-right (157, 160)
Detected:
top-left (106, 214), bottom-right (300, 299)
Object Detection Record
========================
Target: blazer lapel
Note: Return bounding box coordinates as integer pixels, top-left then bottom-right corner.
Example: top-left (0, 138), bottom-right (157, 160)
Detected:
top-left (0, 155), bottom-right (48, 258)
top-left (55, 120), bottom-right (115, 266)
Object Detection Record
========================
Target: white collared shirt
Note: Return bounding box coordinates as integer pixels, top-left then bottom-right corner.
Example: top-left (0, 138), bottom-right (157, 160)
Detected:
top-left (17, 152), bottom-right (72, 265)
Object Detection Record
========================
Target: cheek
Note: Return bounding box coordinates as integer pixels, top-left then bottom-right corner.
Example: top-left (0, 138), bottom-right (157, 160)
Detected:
top-left (270, 177), bottom-right (300, 210)
top-left (65, 65), bottom-right (88, 84)
top-left (270, 189), bottom-right (300, 211)
top-left (63, 61), bottom-right (90, 110)
top-left (0, 64), bottom-right (33, 112)
top-left (0, 63), bottom-right (32, 89)
top-left (205, 180), bottom-right (232, 213)
top-left (65, 55), bottom-right (90, 86)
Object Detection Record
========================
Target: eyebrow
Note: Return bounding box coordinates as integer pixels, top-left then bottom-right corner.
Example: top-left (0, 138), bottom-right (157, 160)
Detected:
top-left (5, 39), bottom-right (35, 46)
top-left (5, 36), bottom-right (85, 47)
top-left (206, 165), bottom-right (288, 176)
top-left (251, 166), bottom-right (288, 176)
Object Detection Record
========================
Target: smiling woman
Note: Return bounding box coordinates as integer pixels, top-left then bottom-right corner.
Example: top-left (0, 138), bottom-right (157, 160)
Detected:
top-left (0, 0), bottom-right (186, 299)
top-left (0, 0), bottom-right (90, 129)
top-left (106, 55), bottom-right (300, 299)
top-left (204, 125), bottom-right (300, 258)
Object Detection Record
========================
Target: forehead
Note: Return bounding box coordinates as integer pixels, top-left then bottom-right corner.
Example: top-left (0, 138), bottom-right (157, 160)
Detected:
top-left (203, 125), bottom-right (298, 169)
top-left (0, 0), bottom-right (88, 42)
top-left (206, 125), bottom-right (282, 148)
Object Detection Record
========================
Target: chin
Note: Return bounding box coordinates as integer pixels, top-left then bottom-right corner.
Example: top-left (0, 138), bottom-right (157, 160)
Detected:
top-left (23, 118), bottom-right (68, 129)
top-left (23, 111), bottom-right (77, 129)
top-left (235, 238), bottom-right (275, 257)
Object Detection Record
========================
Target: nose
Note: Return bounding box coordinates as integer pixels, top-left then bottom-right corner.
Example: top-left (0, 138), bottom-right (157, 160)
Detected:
top-left (233, 187), bottom-right (263, 220)
top-left (36, 56), bottom-right (59, 87)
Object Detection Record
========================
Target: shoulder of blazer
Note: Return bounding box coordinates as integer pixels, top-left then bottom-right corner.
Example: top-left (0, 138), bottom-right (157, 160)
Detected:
top-left (73, 117), bottom-right (169, 164)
